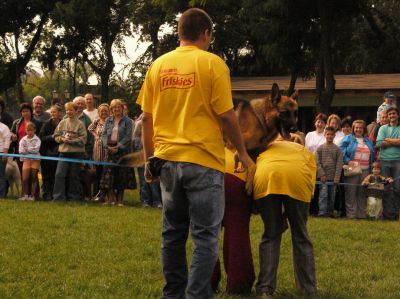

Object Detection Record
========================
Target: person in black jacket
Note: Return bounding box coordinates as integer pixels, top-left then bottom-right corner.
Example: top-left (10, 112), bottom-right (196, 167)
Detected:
top-left (38, 105), bottom-right (62, 200)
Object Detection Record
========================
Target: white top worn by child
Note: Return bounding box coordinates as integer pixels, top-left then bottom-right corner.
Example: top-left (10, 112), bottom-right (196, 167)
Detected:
top-left (19, 127), bottom-right (41, 160)
top-left (361, 162), bottom-right (393, 219)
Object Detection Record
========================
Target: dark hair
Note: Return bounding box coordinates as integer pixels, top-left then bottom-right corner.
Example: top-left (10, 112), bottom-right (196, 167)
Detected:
top-left (178, 8), bottom-right (213, 42)
top-left (52, 98), bottom-right (63, 106)
top-left (324, 126), bottom-right (335, 133)
top-left (386, 107), bottom-right (399, 115)
top-left (314, 113), bottom-right (327, 123)
top-left (341, 116), bottom-right (352, 127)
top-left (19, 102), bottom-right (33, 114)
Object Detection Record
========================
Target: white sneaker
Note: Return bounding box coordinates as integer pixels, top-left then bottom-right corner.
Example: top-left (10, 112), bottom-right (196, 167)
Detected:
top-left (19, 195), bottom-right (28, 201)
top-left (27, 196), bottom-right (35, 201)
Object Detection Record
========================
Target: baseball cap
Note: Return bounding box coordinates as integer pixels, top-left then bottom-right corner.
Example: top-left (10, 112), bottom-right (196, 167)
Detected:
top-left (384, 91), bottom-right (396, 99)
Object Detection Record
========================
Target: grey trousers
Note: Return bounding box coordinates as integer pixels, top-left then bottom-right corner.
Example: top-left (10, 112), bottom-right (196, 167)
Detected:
top-left (343, 169), bottom-right (369, 219)
top-left (256, 195), bottom-right (317, 296)
top-left (160, 161), bottom-right (224, 299)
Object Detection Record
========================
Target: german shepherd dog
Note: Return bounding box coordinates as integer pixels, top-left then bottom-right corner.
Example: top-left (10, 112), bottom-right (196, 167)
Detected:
top-left (118, 83), bottom-right (299, 169)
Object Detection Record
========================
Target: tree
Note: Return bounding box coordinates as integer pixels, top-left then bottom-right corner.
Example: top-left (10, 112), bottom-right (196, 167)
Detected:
top-left (51, 0), bottom-right (136, 102)
top-left (0, 1), bottom-right (60, 101)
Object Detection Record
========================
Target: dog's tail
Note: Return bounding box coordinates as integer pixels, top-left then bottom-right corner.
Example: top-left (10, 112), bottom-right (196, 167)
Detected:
top-left (118, 150), bottom-right (145, 167)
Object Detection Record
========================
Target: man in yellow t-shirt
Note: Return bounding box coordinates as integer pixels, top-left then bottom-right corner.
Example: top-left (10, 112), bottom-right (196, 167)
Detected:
top-left (253, 141), bottom-right (317, 297)
top-left (137, 8), bottom-right (254, 299)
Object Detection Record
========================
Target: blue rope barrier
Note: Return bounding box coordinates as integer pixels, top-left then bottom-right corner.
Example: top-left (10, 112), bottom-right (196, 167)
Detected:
top-left (0, 153), bottom-right (119, 167)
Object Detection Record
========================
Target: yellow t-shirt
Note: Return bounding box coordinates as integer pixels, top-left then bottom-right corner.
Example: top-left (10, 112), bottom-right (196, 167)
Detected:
top-left (253, 141), bottom-right (316, 203)
top-left (137, 46), bottom-right (233, 172)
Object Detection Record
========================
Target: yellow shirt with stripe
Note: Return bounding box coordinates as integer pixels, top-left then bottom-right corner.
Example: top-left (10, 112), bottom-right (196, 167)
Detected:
top-left (137, 46), bottom-right (233, 173)
top-left (253, 141), bottom-right (316, 203)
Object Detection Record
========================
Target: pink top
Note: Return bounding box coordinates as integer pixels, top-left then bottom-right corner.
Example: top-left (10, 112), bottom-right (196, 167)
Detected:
top-left (352, 138), bottom-right (371, 169)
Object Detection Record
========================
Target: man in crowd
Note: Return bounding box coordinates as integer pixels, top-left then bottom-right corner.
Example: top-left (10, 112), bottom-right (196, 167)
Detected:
top-left (72, 96), bottom-right (94, 201)
top-left (84, 93), bottom-right (98, 122)
top-left (376, 107), bottom-right (400, 220)
top-left (32, 95), bottom-right (51, 127)
top-left (376, 91), bottom-right (396, 124)
top-left (138, 8), bottom-right (254, 298)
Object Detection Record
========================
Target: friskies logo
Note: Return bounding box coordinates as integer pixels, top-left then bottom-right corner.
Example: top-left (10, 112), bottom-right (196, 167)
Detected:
top-left (160, 73), bottom-right (195, 91)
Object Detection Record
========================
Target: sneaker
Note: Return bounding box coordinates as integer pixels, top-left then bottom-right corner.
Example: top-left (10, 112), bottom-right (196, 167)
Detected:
top-left (27, 196), bottom-right (35, 201)
top-left (19, 195), bottom-right (28, 201)
top-left (142, 203), bottom-right (151, 208)
top-left (156, 203), bottom-right (162, 209)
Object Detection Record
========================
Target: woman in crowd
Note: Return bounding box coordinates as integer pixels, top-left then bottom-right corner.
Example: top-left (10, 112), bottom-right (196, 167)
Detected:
top-left (88, 103), bottom-right (110, 201)
top-left (10, 103), bottom-right (41, 197)
top-left (327, 114), bottom-right (344, 145)
top-left (340, 120), bottom-right (375, 219)
top-left (100, 99), bottom-right (133, 206)
top-left (305, 113), bottom-right (327, 153)
top-left (11, 103), bottom-right (41, 170)
top-left (39, 104), bottom-right (62, 201)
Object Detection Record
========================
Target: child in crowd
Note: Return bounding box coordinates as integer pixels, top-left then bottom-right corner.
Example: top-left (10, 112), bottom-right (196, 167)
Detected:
top-left (18, 122), bottom-right (41, 201)
top-left (362, 162), bottom-right (393, 220)
top-left (316, 126), bottom-right (343, 217)
top-left (53, 102), bottom-right (87, 201)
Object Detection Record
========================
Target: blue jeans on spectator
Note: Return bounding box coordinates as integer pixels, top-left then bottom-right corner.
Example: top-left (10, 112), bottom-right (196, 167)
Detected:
top-left (137, 166), bottom-right (162, 207)
top-left (160, 161), bottom-right (224, 299)
top-left (318, 182), bottom-right (336, 217)
top-left (380, 160), bottom-right (400, 220)
top-left (53, 152), bottom-right (84, 201)
top-left (0, 158), bottom-right (6, 198)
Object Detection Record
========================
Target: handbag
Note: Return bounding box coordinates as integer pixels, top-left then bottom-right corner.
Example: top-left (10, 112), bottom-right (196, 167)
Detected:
top-left (343, 162), bottom-right (362, 177)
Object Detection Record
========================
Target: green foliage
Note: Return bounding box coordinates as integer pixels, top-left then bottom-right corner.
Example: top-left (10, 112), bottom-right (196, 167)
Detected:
top-left (0, 198), bottom-right (400, 298)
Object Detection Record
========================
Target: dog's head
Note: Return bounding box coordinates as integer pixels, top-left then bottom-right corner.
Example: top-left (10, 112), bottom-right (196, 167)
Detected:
top-left (235, 83), bottom-right (299, 158)
top-left (267, 83), bottom-right (299, 139)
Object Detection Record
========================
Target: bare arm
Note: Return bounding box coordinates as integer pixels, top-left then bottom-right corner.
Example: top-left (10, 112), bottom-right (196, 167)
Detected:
top-left (141, 112), bottom-right (154, 162)
top-left (384, 138), bottom-right (400, 146)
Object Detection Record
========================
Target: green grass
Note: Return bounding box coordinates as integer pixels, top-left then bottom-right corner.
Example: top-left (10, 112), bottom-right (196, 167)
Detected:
top-left (0, 191), bottom-right (399, 298)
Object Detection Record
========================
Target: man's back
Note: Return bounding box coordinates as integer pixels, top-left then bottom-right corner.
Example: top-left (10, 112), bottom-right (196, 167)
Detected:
top-left (139, 46), bottom-right (232, 172)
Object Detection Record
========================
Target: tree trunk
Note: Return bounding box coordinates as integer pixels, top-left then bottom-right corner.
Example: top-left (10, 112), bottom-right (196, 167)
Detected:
top-left (14, 30), bottom-right (24, 103)
top-left (315, 0), bottom-right (336, 115)
top-left (288, 68), bottom-right (298, 96)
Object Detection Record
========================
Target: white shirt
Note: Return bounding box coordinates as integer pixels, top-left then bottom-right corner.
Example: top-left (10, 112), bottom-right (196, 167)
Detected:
top-left (334, 130), bottom-right (345, 146)
top-left (0, 122), bottom-right (11, 152)
top-left (83, 108), bottom-right (98, 122)
top-left (305, 131), bottom-right (326, 153)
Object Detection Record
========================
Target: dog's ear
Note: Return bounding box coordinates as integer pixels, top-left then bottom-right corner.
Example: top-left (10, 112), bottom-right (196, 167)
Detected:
top-left (290, 90), bottom-right (299, 102)
top-left (271, 83), bottom-right (281, 106)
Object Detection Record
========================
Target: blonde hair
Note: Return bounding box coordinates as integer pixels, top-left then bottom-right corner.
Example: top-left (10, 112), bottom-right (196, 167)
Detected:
top-left (109, 99), bottom-right (123, 111)
top-left (64, 102), bottom-right (78, 111)
top-left (25, 122), bottom-right (36, 130)
top-left (327, 114), bottom-right (341, 131)
top-left (351, 119), bottom-right (367, 136)
top-left (98, 103), bottom-right (110, 113)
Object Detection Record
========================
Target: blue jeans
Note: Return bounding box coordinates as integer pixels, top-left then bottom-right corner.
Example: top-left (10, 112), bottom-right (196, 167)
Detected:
top-left (318, 182), bottom-right (336, 217)
top-left (380, 160), bottom-right (400, 220)
top-left (137, 166), bottom-right (162, 206)
top-left (53, 152), bottom-right (84, 201)
top-left (0, 158), bottom-right (6, 198)
top-left (160, 161), bottom-right (224, 299)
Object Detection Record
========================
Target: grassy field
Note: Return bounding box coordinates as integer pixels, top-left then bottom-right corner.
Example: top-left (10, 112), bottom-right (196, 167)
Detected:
top-left (1, 190), bottom-right (399, 299)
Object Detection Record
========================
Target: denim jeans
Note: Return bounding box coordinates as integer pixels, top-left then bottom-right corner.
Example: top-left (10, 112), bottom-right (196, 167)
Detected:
top-left (318, 182), bottom-right (336, 217)
top-left (160, 161), bottom-right (224, 299)
top-left (0, 158), bottom-right (6, 198)
top-left (380, 160), bottom-right (400, 220)
top-left (53, 152), bottom-right (84, 201)
top-left (137, 166), bottom-right (162, 206)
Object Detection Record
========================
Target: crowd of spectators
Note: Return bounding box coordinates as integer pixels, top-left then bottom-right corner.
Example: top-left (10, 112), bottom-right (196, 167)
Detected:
top-left (306, 91), bottom-right (400, 221)
top-left (0, 94), bottom-right (161, 208)
top-left (0, 90), bottom-right (399, 220)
